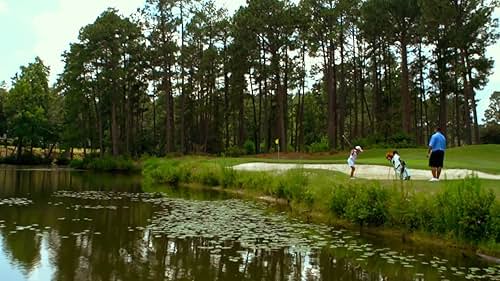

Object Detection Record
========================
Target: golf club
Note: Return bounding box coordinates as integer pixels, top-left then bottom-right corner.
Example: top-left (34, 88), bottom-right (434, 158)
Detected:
top-left (342, 134), bottom-right (352, 148)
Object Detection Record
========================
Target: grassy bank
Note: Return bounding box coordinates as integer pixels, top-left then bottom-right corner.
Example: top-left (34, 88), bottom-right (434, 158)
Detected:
top-left (70, 156), bottom-right (141, 172)
top-left (143, 157), bottom-right (500, 254)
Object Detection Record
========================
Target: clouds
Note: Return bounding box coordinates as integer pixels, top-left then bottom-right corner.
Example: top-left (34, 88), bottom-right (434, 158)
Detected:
top-left (31, 0), bottom-right (143, 83)
top-left (0, 1), bottom-right (7, 14)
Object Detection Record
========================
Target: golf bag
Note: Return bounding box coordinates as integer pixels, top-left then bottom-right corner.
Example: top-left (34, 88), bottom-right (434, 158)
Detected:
top-left (386, 151), bottom-right (411, 180)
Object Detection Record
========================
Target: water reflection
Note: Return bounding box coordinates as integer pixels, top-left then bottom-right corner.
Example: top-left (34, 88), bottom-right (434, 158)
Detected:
top-left (0, 166), bottom-right (498, 281)
top-left (0, 165), bottom-right (142, 198)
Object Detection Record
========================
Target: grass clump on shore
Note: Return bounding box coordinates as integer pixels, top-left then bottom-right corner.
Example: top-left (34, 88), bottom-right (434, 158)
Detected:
top-left (143, 157), bottom-right (500, 250)
top-left (69, 156), bottom-right (140, 172)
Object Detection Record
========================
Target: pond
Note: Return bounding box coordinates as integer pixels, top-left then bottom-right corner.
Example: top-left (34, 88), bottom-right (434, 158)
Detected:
top-left (0, 165), bottom-right (499, 281)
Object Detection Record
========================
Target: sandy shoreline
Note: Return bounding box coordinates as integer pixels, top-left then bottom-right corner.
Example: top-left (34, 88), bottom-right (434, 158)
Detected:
top-left (233, 162), bottom-right (500, 180)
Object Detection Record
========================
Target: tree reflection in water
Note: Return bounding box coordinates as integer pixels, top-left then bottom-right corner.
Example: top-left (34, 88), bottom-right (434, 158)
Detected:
top-left (0, 166), bottom-right (495, 281)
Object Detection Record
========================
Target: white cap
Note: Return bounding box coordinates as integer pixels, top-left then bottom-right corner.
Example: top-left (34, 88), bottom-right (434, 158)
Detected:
top-left (355, 145), bottom-right (363, 152)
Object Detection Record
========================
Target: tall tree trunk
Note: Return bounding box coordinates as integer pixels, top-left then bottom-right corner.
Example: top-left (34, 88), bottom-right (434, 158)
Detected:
top-left (338, 19), bottom-right (347, 150)
top-left (180, 3), bottom-right (186, 154)
top-left (353, 28), bottom-right (359, 138)
top-left (250, 72), bottom-right (259, 155)
top-left (111, 100), bottom-right (119, 156)
top-left (283, 50), bottom-right (289, 152)
top-left (418, 43), bottom-right (426, 145)
top-left (437, 48), bottom-right (447, 133)
top-left (16, 139), bottom-right (22, 161)
top-left (465, 53), bottom-right (480, 144)
top-left (275, 60), bottom-right (286, 153)
top-left (165, 72), bottom-right (175, 153)
top-left (400, 37), bottom-right (412, 134)
top-left (453, 55), bottom-right (462, 146)
top-left (372, 44), bottom-right (380, 135)
top-left (460, 50), bottom-right (472, 145)
top-left (238, 79), bottom-right (245, 148)
top-left (223, 35), bottom-right (230, 150)
top-left (326, 42), bottom-right (337, 150)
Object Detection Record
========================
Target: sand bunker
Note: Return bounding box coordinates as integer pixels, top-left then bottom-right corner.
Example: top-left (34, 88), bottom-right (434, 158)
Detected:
top-left (233, 163), bottom-right (500, 180)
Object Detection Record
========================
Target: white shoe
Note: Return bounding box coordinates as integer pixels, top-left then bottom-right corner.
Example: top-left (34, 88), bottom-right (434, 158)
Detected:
top-left (429, 178), bottom-right (439, 182)
top-left (350, 177), bottom-right (356, 180)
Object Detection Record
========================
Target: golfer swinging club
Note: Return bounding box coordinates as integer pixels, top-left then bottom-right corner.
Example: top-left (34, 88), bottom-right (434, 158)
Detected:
top-left (347, 145), bottom-right (363, 179)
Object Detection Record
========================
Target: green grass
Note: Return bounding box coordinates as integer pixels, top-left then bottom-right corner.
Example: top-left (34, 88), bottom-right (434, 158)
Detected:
top-left (70, 156), bottom-right (141, 172)
top-left (217, 144), bottom-right (500, 175)
top-left (351, 144), bottom-right (500, 174)
top-left (142, 145), bottom-right (500, 198)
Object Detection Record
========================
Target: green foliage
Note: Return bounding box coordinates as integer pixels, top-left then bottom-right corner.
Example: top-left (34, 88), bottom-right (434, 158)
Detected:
top-left (489, 203), bottom-right (500, 243)
top-left (329, 184), bottom-right (353, 217)
top-left (225, 146), bottom-right (246, 157)
top-left (221, 167), bottom-right (237, 188)
top-left (307, 137), bottom-right (330, 153)
top-left (69, 156), bottom-right (140, 172)
top-left (483, 92), bottom-right (500, 125)
top-left (344, 183), bottom-right (391, 227)
top-left (55, 155), bottom-right (71, 165)
top-left (388, 192), bottom-right (434, 231)
top-left (433, 177), bottom-right (496, 242)
top-left (243, 140), bottom-right (255, 155)
top-left (68, 159), bottom-right (84, 169)
top-left (480, 124), bottom-right (500, 144)
top-left (4, 57), bottom-right (60, 157)
top-left (354, 133), bottom-right (416, 149)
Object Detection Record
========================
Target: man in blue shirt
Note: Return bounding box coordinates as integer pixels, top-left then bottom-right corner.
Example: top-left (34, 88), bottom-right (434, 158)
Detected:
top-left (427, 127), bottom-right (446, 181)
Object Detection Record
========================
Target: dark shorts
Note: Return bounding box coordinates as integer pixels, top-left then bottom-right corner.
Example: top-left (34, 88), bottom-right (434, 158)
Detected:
top-left (429, 150), bottom-right (445, 168)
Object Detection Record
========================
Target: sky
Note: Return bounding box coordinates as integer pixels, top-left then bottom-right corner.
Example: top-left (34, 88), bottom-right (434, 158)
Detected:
top-left (0, 0), bottom-right (498, 122)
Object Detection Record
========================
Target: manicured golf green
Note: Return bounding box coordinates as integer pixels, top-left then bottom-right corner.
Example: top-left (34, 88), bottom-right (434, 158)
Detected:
top-left (223, 144), bottom-right (500, 175)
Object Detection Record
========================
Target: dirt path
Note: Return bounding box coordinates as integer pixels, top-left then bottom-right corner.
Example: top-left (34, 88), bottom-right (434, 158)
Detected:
top-left (233, 162), bottom-right (500, 180)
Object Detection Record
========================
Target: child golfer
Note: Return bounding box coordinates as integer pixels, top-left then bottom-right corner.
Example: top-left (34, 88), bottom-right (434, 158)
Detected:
top-left (347, 145), bottom-right (363, 179)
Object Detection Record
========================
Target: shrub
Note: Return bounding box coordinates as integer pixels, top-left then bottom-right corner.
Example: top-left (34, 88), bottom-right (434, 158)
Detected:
top-left (281, 169), bottom-right (309, 202)
top-left (55, 155), bottom-right (71, 165)
top-left (345, 183), bottom-right (391, 226)
top-left (69, 156), bottom-right (140, 172)
top-left (480, 124), bottom-right (500, 144)
top-left (69, 159), bottom-right (85, 169)
top-left (388, 132), bottom-right (416, 148)
top-left (433, 177), bottom-right (495, 242)
top-left (235, 171), bottom-right (272, 191)
top-left (489, 202), bottom-right (500, 243)
top-left (329, 184), bottom-right (353, 217)
top-left (221, 167), bottom-right (237, 188)
top-left (149, 163), bottom-right (180, 186)
top-left (243, 140), bottom-right (255, 155)
top-left (388, 192), bottom-right (433, 231)
top-left (225, 146), bottom-right (246, 157)
top-left (307, 137), bottom-right (329, 153)
top-left (197, 167), bottom-right (221, 187)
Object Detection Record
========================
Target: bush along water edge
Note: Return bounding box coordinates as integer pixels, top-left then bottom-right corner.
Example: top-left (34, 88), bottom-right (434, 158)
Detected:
top-left (69, 156), bottom-right (141, 172)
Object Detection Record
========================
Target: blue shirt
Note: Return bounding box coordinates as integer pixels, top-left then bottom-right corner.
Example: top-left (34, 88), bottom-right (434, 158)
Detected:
top-left (429, 132), bottom-right (446, 152)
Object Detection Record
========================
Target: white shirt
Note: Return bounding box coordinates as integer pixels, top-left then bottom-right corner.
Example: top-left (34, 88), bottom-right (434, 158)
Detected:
top-left (348, 149), bottom-right (359, 161)
top-left (392, 153), bottom-right (401, 168)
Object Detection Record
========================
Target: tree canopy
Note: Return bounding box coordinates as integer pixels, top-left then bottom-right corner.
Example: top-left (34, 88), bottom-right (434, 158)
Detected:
top-left (1, 0), bottom-right (499, 159)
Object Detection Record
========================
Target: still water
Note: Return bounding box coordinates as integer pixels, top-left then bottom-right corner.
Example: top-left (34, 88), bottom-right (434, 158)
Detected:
top-left (0, 165), bottom-right (499, 281)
